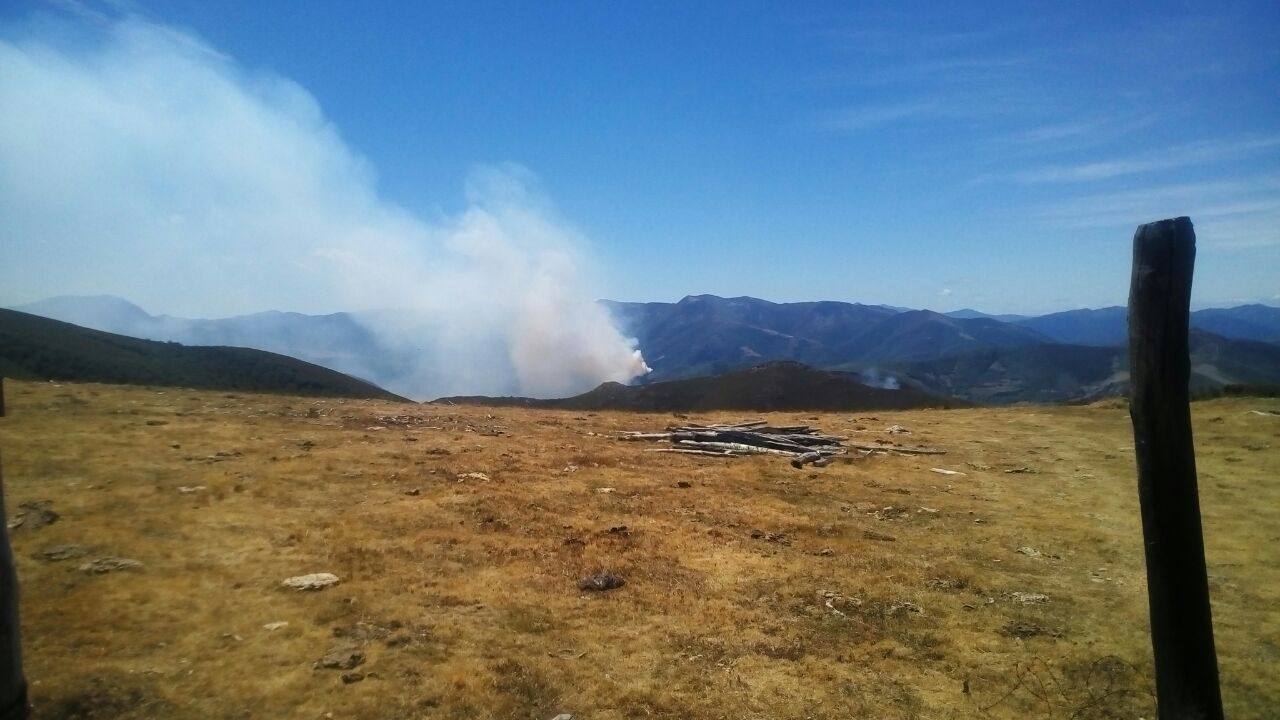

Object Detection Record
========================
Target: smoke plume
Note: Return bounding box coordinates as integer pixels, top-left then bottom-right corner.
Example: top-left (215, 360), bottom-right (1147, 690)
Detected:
top-left (0, 12), bottom-right (648, 399)
top-left (858, 368), bottom-right (901, 390)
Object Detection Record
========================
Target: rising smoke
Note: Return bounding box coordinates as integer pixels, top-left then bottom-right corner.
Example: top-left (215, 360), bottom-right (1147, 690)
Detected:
top-left (858, 367), bottom-right (901, 390)
top-left (0, 12), bottom-right (648, 399)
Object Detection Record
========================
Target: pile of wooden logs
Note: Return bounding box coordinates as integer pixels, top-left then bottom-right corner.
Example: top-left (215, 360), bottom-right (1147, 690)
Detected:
top-left (619, 420), bottom-right (848, 468)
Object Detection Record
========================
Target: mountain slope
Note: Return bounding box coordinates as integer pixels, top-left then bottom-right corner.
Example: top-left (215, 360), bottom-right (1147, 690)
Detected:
top-left (604, 296), bottom-right (1049, 380)
top-left (889, 330), bottom-right (1280, 403)
top-left (1014, 307), bottom-right (1129, 346)
top-left (10, 295), bottom-right (424, 397)
top-left (822, 310), bottom-right (1050, 365)
top-left (0, 309), bottom-right (406, 400)
top-left (437, 361), bottom-right (961, 412)
top-left (1015, 304), bottom-right (1280, 346)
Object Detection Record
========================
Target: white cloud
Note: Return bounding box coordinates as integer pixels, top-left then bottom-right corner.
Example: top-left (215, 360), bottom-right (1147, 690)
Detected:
top-left (1029, 175), bottom-right (1280, 248)
top-left (1008, 135), bottom-right (1280, 183)
top-left (0, 14), bottom-right (648, 398)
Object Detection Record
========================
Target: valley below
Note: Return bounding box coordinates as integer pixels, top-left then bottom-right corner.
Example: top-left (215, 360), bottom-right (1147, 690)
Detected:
top-left (3, 380), bottom-right (1279, 719)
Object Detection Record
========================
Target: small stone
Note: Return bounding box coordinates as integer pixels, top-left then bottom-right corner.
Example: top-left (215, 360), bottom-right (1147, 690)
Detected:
top-left (79, 557), bottom-right (143, 574)
top-left (578, 572), bottom-right (625, 592)
top-left (674, 480), bottom-right (692, 488)
top-left (177, 485), bottom-right (207, 494)
top-left (37, 544), bottom-right (88, 562)
top-left (1008, 591), bottom-right (1050, 605)
top-left (404, 488), bottom-right (421, 496)
top-left (551, 715), bottom-right (575, 720)
top-left (817, 548), bottom-right (835, 556)
top-left (1016, 546), bottom-right (1042, 558)
top-left (886, 425), bottom-right (910, 434)
top-left (8, 500), bottom-right (58, 531)
top-left (457, 472), bottom-right (490, 482)
top-left (281, 573), bottom-right (340, 591)
top-left (341, 672), bottom-right (365, 684)
top-left (263, 621), bottom-right (289, 631)
top-left (595, 487), bottom-right (616, 494)
top-left (315, 646), bottom-right (364, 670)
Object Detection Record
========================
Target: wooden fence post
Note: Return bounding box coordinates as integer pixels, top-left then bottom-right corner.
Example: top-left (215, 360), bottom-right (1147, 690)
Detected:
top-left (0, 378), bottom-right (28, 719)
top-left (1128, 217), bottom-right (1224, 720)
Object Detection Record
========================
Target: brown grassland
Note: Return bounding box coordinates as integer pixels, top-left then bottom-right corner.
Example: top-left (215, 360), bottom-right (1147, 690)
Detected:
top-left (2, 379), bottom-right (1278, 719)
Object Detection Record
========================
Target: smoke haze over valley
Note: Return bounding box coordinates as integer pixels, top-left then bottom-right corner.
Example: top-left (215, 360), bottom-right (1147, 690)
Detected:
top-left (0, 13), bottom-right (647, 398)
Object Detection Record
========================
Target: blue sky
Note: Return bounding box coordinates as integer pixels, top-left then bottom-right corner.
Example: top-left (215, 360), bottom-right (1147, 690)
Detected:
top-left (2, 0), bottom-right (1278, 315)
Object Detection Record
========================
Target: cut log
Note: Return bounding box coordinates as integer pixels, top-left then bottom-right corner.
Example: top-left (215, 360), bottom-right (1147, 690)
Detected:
top-left (643, 448), bottom-right (733, 457)
top-left (677, 440), bottom-right (802, 456)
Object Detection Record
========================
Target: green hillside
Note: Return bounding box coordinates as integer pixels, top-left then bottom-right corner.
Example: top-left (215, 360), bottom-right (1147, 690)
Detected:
top-left (0, 309), bottom-right (406, 401)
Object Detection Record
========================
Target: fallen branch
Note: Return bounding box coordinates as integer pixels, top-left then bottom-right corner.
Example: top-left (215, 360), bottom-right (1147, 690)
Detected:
top-left (845, 442), bottom-right (946, 455)
top-left (643, 448), bottom-right (733, 457)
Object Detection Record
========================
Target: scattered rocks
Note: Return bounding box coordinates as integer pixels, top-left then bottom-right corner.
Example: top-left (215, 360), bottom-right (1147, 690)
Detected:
top-left (314, 646), bottom-right (364, 670)
top-left (749, 529), bottom-right (790, 545)
top-left (885, 601), bottom-right (924, 617)
top-left (1001, 621), bottom-right (1062, 639)
top-left (578, 572), bottom-right (625, 592)
top-left (8, 500), bottom-right (58, 531)
top-left (79, 557), bottom-right (143, 574)
top-left (281, 573), bottom-right (340, 591)
top-left (37, 544), bottom-right (87, 562)
top-left (457, 472), bottom-right (490, 482)
top-left (1006, 591), bottom-right (1050, 605)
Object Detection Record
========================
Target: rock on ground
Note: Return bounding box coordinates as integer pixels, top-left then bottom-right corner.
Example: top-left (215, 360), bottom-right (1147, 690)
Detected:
top-left (79, 557), bottom-right (143, 574)
top-left (281, 573), bottom-right (340, 591)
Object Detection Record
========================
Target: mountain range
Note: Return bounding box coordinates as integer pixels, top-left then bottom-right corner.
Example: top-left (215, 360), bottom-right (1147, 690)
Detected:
top-left (9, 294), bottom-right (1280, 404)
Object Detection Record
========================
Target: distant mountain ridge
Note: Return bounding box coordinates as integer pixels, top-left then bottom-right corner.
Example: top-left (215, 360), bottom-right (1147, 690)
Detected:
top-left (11, 294), bottom-right (1280, 405)
top-left (436, 361), bottom-right (961, 412)
top-left (0, 309), bottom-right (406, 400)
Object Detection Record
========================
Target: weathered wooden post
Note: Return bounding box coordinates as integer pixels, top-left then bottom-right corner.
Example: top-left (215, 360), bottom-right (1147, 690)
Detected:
top-left (0, 378), bottom-right (28, 720)
top-left (1128, 217), bottom-right (1224, 720)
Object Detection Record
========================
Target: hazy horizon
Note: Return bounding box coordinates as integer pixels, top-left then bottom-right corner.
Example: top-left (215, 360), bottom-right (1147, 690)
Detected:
top-left (10, 289), bottom-right (1280, 322)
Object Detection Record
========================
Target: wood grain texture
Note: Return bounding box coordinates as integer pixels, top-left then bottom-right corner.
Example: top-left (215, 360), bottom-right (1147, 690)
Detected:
top-left (1128, 217), bottom-right (1224, 720)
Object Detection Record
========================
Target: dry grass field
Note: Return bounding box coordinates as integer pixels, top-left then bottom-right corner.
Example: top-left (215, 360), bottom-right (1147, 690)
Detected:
top-left (2, 379), bottom-right (1278, 719)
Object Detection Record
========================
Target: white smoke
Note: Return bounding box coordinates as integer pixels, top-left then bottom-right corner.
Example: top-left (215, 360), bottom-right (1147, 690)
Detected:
top-left (0, 12), bottom-right (648, 399)
top-left (859, 367), bottom-right (901, 390)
